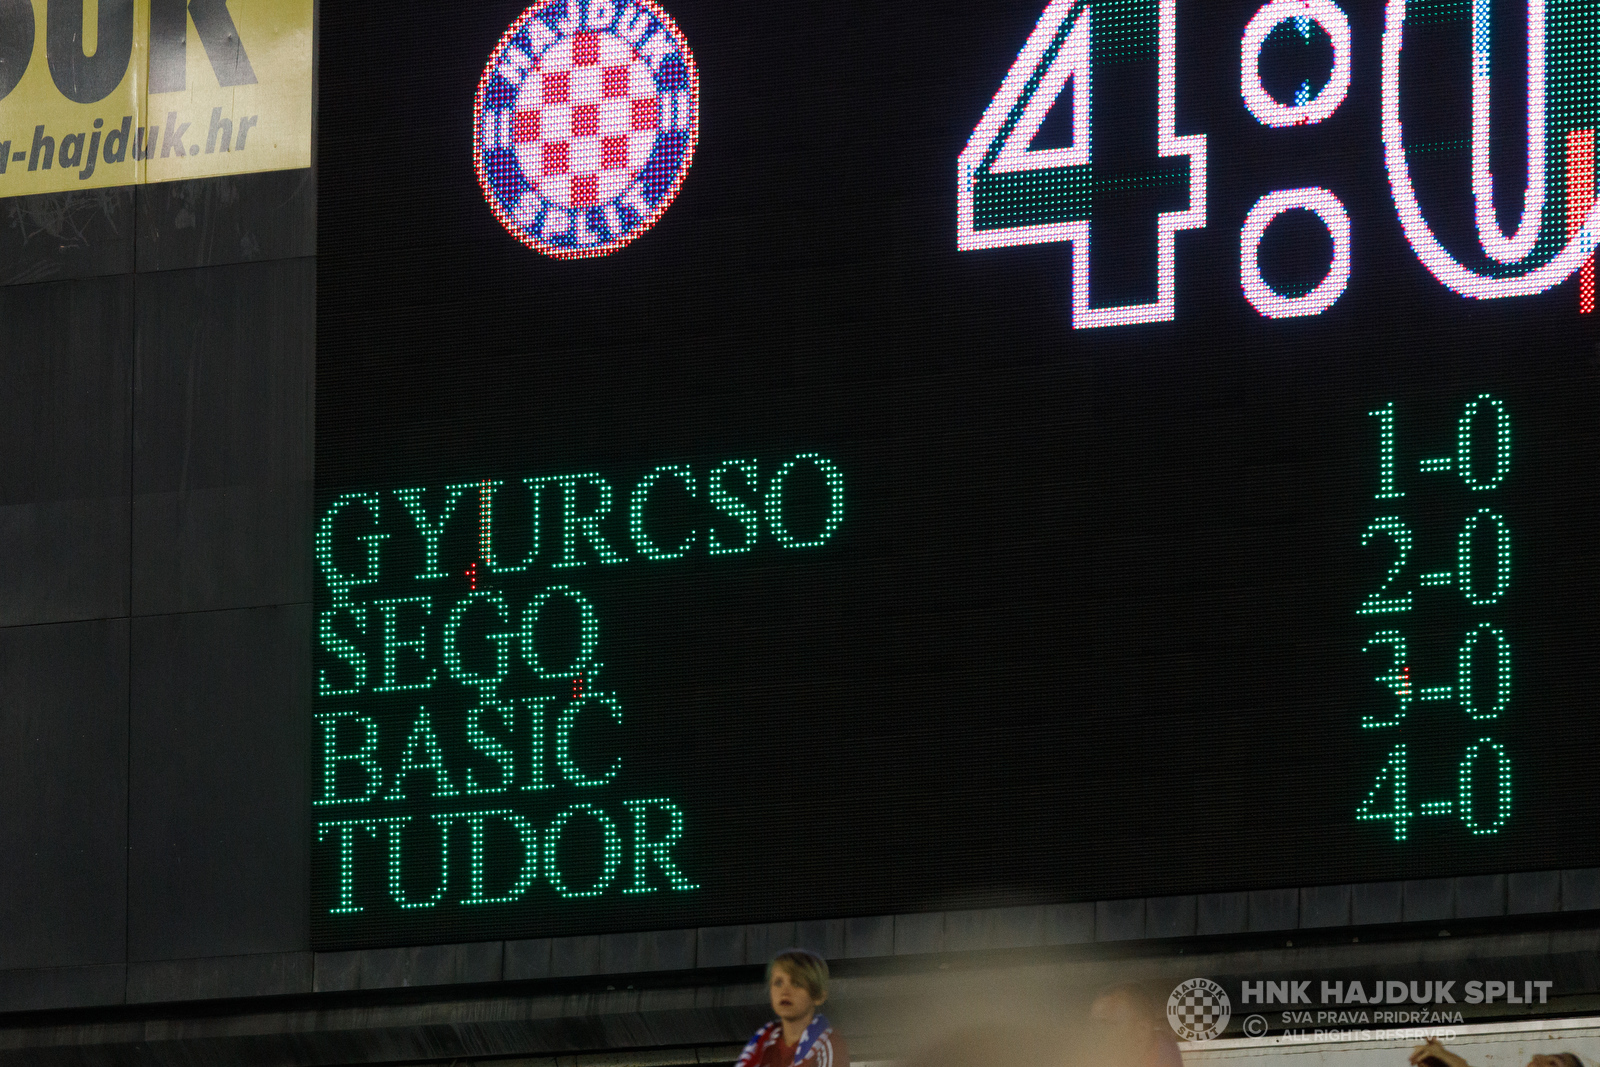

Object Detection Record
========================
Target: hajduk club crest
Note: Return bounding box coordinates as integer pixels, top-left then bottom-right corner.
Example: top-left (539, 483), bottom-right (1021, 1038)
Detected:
top-left (475, 0), bottom-right (699, 259)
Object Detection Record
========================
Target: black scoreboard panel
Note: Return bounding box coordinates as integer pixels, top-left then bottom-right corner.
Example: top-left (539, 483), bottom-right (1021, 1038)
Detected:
top-left (315, 0), bottom-right (1600, 949)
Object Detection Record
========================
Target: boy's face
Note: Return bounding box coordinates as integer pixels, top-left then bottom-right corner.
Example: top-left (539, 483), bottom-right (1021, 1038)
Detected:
top-left (769, 965), bottom-right (824, 1025)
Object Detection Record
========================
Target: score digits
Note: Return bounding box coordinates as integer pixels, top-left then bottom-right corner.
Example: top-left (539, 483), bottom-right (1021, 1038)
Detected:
top-left (957, 0), bottom-right (1600, 328)
top-left (1356, 398), bottom-right (1515, 841)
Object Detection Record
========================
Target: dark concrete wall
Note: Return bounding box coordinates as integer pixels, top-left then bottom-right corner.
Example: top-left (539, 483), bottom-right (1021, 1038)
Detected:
top-left (0, 170), bottom-right (315, 1012)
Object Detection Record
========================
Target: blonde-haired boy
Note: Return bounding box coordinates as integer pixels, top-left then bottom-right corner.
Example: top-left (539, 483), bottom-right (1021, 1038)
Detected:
top-left (732, 950), bottom-right (849, 1067)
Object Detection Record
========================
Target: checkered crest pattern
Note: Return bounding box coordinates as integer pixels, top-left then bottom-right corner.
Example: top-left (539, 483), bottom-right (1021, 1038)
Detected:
top-left (1166, 978), bottom-right (1231, 1041)
top-left (512, 30), bottom-right (663, 209)
top-left (475, 0), bottom-right (698, 258)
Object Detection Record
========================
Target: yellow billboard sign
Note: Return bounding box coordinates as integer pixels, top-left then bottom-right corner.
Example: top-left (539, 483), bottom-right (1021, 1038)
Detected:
top-left (0, 0), bottom-right (311, 195)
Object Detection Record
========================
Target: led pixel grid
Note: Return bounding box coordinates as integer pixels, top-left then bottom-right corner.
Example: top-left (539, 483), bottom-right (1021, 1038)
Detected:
top-left (313, 457), bottom-right (846, 944)
top-left (320, 0), bottom-right (1600, 951)
top-left (474, 0), bottom-right (699, 258)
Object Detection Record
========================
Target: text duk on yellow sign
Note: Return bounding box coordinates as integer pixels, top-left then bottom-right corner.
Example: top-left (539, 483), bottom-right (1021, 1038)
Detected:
top-left (0, 0), bottom-right (311, 194)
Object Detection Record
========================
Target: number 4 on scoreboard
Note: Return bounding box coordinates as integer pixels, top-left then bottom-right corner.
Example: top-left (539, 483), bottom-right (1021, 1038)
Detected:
top-left (1359, 740), bottom-right (1512, 841)
top-left (1357, 742), bottom-right (1413, 841)
top-left (956, 0), bottom-right (1206, 328)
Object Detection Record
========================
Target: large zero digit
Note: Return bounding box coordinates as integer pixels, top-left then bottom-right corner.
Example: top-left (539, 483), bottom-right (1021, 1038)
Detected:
top-left (1458, 624), bottom-right (1511, 721)
top-left (1457, 393), bottom-right (1512, 490)
top-left (1383, 0), bottom-right (1600, 298)
top-left (1457, 509), bottom-right (1511, 607)
top-left (1459, 740), bottom-right (1512, 834)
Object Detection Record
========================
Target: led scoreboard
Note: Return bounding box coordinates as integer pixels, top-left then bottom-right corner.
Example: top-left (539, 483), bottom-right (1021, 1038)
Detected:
top-left (315, 0), bottom-right (1600, 948)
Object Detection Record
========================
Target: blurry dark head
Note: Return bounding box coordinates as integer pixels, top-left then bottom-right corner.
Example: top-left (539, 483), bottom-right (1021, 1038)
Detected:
top-left (1089, 984), bottom-right (1164, 1029)
top-left (1087, 984), bottom-right (1182, 1067)
top-left (1528, 1055), bottom-right (1583, 1067)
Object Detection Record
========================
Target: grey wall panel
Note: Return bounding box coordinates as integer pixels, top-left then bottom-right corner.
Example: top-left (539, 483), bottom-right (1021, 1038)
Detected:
top-left (0, 273), bottom-right (133, 626)
top-left (0, 496), bottom-right (129, 626)
top-left (1454, 875), bottom-right (1506, 919)
top-left (1352, 880), bottom-right (1404, 925)
top-left (1248, 887), bottom-right (1298, 931)
top-left (1299, 884), bottom-right (1352, 928)
top-left (1509, 870), bottom-right (1561, 914)
top-left (502, 938), bottom-right (554, 982)
top-left (1043, 902), bottom-right (1094, 944)
top-left (132, 256), bottom-right (313, 618)
top-left (1403, 878), bottom-right (1454, 922)
top-left (1145, 895), bottom-right (1197, 939)
top-left (0, 170), bottom-right (317, 1008)
top-left (1197, 892), bottom-right (1247, 935)
top-left (136, 169), bottom-right (315, 273)
top-left (127, 604), bottom-right (310, 962)
top-left (0, 189), bottom-right (136, 286)
top-left (551, 935), bottom-right (604, 977)
top-left (132, 258), bottom-right (313, 495)
top-left (790, 918), bottom-right (844, 959)
top-left (125, 951), bottom-right (312, 1004)
top-left (1094, 897), bottom-right (1146, 941)
top-left (1562, 868), bottom-right (1600, 912)
top-left (842, 915), bottom-right (894, 958)
top-left (0, 619), bottom-right (128, 971)
top-left (745, 921), bottom-right (799, 964)
top-left (0, 274), bottom-right (131, 506)
top-left (600, 929), bottom-right (695, 974)
top-left (0, 963), bottom-right (124, 1012)
top-left (695, 926), bottom-right (743, 970)
top-left (891, 912), bottom-right (942, 956)
top-left (132, 481), bottom-right (310, 615)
